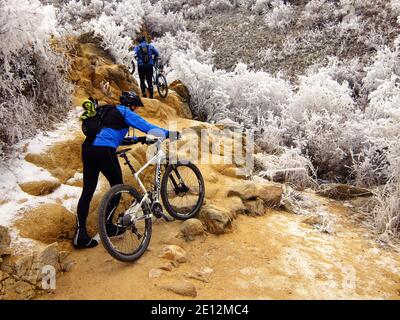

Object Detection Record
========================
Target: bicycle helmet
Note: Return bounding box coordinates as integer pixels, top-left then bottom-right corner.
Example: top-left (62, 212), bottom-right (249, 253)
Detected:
top-left (137, 34), bottom-right (146, 43)
top-left (120, 91), bottom-right (144, 107)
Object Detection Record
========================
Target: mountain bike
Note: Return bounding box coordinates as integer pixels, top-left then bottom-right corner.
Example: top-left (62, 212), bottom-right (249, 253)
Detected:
top-left (129, 59), bottom-right (168, 98)
top-left (98, 136), bottom-right (205, 262)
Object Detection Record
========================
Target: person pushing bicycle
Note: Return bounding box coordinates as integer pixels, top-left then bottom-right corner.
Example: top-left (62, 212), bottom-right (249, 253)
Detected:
top-left (75, 91), bottom-right (179, 249)
top-left (133, 34), bottom-right (160, 99)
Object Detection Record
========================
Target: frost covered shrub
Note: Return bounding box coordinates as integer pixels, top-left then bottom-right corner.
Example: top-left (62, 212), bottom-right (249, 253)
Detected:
top-left (363, 44), bottom-right (400, 93)
top-left (0, 0), bottom-right (72, 158)
top-left (170, 56), bottom-right (292, 123)
top-left (251, 0), bottom-right (272, 14)
top-left (299, 0), bottom-right (340, 29)
top-left (57, 0), bottom-right (145, 64)
top-left (154, 30), bottom-right (214, 66)
top-left (264, 0), bottom-right (294, 30)
top-left (254, 147), bottom-right (316, 189)
top-left (141, 0), bottom-right (186, 36)
top-left (287, 70), bottom-right (355, 118)
top-left (86, 13), bottom-right (134, 64)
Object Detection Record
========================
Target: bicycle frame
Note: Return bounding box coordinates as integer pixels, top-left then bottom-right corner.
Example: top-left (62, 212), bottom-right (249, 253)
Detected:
top-left (119, 140), bottom-right (166, 222)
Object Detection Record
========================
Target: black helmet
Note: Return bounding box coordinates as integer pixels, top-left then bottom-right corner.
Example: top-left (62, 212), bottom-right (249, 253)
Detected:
top-left (137, 34), bottom-right (146, 43)
top-left (120, 91), bottom-right (144, 107)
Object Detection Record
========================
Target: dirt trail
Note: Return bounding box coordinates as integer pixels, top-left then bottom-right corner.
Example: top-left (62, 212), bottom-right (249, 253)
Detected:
top-left (39, 198), bottom-right (400, 300)
top-left (2, 39), bottom-right (399, 300)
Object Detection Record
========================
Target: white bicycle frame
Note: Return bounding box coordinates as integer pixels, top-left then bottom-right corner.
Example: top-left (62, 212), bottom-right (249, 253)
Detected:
top-left (119, 139), bottom-right (167, 222)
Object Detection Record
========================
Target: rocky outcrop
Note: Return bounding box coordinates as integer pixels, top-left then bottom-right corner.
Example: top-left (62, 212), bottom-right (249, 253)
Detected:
top-left (68, 34), bottom-right (140, 105)
top-left (0, 241), bottom-right (74, 300)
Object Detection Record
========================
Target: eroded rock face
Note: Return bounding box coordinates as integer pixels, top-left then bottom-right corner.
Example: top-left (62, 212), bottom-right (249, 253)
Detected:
top-left (0, 242), bottom-right (73, 300)
top-left (158, 280), bottom-right (197, 297)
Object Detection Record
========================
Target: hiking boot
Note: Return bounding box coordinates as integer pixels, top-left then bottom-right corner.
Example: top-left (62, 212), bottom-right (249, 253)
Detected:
top-left (73, 228), bottom-right (99, 249)
top-left (106, 222), bottom-right (126, 237)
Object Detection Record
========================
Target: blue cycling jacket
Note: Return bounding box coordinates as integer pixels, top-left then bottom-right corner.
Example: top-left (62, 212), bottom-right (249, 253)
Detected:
top-left (134, 41), bottom-right (159, 66)
top-left (93, 104), bottom-right (169, 149)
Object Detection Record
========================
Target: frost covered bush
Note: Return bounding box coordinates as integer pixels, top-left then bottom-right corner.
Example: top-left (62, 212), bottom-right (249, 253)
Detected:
top-left (155, 30), bottom-right (214, 66)
top-left (141, 0), bottom-right (186, 36)
top-left (254, 147), bottom-right (316, 189)
top-left (264, 0), bottom-right (295, 30)
top-left (287, 70), bottom-right (355, 118)
top-left (56, 0), bottom-right (145, 64)
top-left (299, 0), bottom-right (342, 29)
top-left (363, 44), bottom-right (400, 93)
top-left (170, 56), bottom-right (292, 123)
top-left (0, 0), bottom-right (72, 158)
top-left (251, 0), bottom-right (272, 14)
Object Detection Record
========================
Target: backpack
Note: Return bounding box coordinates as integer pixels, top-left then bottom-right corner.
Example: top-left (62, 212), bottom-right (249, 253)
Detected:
top-left (139, 44), bottom-right (151, 64)
top-left (81, 105), bottom-right (128, 144)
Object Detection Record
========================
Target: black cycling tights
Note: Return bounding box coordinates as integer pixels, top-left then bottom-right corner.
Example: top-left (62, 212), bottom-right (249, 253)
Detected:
top-left (76, 146), bottom-right (123, 230)
top-left (138, 64), bottom-right (154, 98)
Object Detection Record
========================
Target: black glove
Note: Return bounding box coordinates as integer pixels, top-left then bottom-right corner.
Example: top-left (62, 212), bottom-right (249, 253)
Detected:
top-left (121, 137), bottom-right (137, 145)
top-left (136, 136), bottom-right (148, 144)
top-left (167, 131), bottom-right (181, 142)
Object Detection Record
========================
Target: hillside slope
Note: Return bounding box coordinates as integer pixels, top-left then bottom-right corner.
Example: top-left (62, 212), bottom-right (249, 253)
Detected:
top-left (1, 38), bottom-right (399, 300)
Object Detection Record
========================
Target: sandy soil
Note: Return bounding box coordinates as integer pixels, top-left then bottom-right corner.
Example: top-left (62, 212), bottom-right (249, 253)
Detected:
top-left (38, 198), bottom-right (400, 300)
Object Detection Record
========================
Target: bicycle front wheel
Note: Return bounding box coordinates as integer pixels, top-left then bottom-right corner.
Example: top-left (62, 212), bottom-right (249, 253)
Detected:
top-left (98, 184), bottom-right (152, 262)
top-left (161, 162), bottom-right (205, 220)
top-left (129, 61), bottom-right (136, 75)
top-left (156, 74), bottom-right (168, 98)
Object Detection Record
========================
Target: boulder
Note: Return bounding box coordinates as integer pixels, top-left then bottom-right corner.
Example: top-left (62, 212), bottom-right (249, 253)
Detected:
top-left (199, 205), bottom-right (234, 234)
top-left (159, 280), bottom-right (197, 297)
top-left (317, 183), bottom-right (373, 200)
top-left (244, 199), bottom-right (266, 216)
top-left (159, 245), bottom-right (187, 263)
top-left (19, 180), bottom-right (60, 196)
top-left (148, 268), bottom-right (164, 279)
top-left (256, 184), bottom-right (283, 207)
top-left (227, 181), bottom-right (283, 209)
top-left (179, 219), bottom-right (205, 241)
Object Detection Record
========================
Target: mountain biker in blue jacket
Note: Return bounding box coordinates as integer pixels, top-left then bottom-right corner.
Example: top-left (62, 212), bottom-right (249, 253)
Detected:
top-left (75, 91), bottom-right (177, 249)
top-left (133, 34), bottom-right (159, 99)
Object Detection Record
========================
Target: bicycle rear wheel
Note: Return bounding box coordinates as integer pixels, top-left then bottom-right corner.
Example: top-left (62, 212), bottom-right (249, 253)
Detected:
top-left (161, 162), bottom-right (205, 220)
top-left (156, 74), bottom-right (168, 98)
top-left (98, 184), bottom-right (152, 262)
